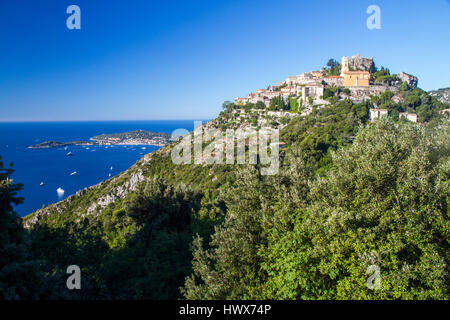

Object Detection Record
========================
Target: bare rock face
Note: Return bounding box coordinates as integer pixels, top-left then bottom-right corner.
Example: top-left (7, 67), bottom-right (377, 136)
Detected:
top-left (398, 72), bottom-right (418, 89)
top-left (23, 166), bottom-right (147, 227)
top-left (348, 54), bottom-right (375, 72)
top-left (86, 170), bottom-right (145, 215)
top-left (429, 87), bottom-right (450, 104)
top-left (347, 85), bottom-right (400, 103)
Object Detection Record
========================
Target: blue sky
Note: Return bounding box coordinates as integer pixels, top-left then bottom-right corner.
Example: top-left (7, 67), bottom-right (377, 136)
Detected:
top-left (0, 0), bottom-right (449, 121)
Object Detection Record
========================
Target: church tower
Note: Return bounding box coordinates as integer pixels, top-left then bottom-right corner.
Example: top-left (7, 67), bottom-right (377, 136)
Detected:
top-left (341, 56), bottom-right (349, 76)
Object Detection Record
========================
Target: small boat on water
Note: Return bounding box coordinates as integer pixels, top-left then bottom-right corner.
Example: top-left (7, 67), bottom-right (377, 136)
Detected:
top-left (70, 171), bottom-right (78, 176)
top-left (66, 152), bottom-right (73, 157)
top-left (57, 187), bottom-right (65, 197)
top-left (110, 166), bottom-right (113, 171)
top-left (40, 182), bottom-right (44, 186)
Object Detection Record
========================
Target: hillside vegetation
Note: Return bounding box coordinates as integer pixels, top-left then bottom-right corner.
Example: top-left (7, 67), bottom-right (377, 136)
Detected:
top-left (1, 72), bottom-right (449, 300)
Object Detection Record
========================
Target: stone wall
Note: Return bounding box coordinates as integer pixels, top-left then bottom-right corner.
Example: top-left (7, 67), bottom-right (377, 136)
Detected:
top-left (324, 76), bottom-right (344, 87)
top-left (348, 85), bottom-right (399, 103)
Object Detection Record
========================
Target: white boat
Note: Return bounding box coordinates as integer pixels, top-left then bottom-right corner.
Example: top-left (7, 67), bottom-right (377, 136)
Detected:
top-left (66, 152), bottom-right (73, 157)
top-left (57, 188), bottom-right (65, 197)
top-left (110, 166), bottom-right (113, 171)
top-left (70, 171), bottom-right (78, 176)
top-left (40, 182), bottom-right (44, 186)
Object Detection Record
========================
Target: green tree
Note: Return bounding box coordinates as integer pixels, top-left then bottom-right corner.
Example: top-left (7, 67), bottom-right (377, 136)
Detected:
top-left (269, 96), bottom-right (287, 111)
top-left (183, 120), bottom-right (449, 300)
top-left (288, 97), bottom-right (299, 112)
top-left (262, 120), bottom-right (449, 299)
top-left (380, 90), bottom-right (394, 104)
top-left (326, 59), bottom-right (341, 76)
top-left (405, 95), bottom-right (421, 108)
top-left (0, 157), bottom-right (45, 299)
top-left (182, 166), bottom-right (274, 299)
top-left (255, 101), bottom-right (266, 110)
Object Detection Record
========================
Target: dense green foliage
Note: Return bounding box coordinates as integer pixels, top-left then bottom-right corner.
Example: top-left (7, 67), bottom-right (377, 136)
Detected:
top-left (325, 59), bottom-right (341, 76)
top-left (2, 86), bottom-right (449, 300)
top-left (269, 95), bottom-right (289, 111)
top-left (372, 85), bottom-right (448, 123)
top-left (0, 157), bottom-right (45, 299)
top-left (281, 99), bottom-right (370, 173)
top-left (288, 96), bottom-right (300, 112)
top-left (183, 120), bottom-right (449, 299)
top-left (26, 178), bottom-right (215, 299)
top-left (371, 67), bottom-right (399, 85)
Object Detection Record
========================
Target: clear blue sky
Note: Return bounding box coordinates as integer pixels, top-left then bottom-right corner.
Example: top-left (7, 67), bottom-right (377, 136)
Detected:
top-left (0, 0), bottom-right (449, 122)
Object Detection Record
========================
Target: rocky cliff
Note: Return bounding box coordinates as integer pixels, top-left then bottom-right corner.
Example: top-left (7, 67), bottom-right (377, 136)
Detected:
top-left (429, 87), bottom-right (450, 104)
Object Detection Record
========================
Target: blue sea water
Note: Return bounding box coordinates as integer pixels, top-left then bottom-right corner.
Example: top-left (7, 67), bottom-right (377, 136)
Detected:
top-left (0, 121), bottom-right (200, 216)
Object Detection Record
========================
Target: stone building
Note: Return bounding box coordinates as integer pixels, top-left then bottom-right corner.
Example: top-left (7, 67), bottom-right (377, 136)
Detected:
top-left (281, 86), bottom-right (297, 95)
top-left (341, 54), bottom-right (375, 75)
top-left (340, 54), bottom-right (374, 87)
top-left (302, 85), bottom-right (324, 104)
top-left (324, 75), bottom-right (344, 87)
top-left (341, 56), bottom-right (350, 75)
top-left (311, 70), bottom-right (326, 78)
top-left (399, 112), bottom-right (418, 122)
top-left (284, 76), bottom-right (300, 86)
top-left (370, 108), bottom-right (389, 121)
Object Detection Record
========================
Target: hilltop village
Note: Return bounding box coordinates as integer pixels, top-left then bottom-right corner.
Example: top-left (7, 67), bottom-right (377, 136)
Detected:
top-left (227, 54), bottom-right (429, 129)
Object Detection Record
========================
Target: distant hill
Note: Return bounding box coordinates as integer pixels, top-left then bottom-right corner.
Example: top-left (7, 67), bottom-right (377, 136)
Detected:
top-left (429, 87), bottom-right (450, 104)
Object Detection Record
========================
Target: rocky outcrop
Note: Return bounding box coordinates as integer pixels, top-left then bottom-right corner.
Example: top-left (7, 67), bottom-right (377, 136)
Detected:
top-left (23, 165), bottom-right (146, 227)
top-left (267, 111), bottom-right (298, 118)
top-left (347, 85), bottom-right (401, 103)
top-left (86, 170), bottom-right (145, 216)
top-left (347, 54), bottom-right (375, 72)
top-left (429, 87), bottom-right (450, 104)
top-left (398, 72), bottom-right (418, 89)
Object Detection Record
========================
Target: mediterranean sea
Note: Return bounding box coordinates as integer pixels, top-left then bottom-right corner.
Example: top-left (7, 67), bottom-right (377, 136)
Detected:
top-left (0, 120), bottom-right (201, 216)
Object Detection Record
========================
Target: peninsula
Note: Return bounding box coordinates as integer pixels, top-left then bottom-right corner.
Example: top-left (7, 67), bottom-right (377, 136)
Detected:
top-left (28, 130), bottom-right (173, 149)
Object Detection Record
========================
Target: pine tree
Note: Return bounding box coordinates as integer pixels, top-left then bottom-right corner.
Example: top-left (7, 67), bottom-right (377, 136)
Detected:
top-left (0, 156), bottom-right (45, 299)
